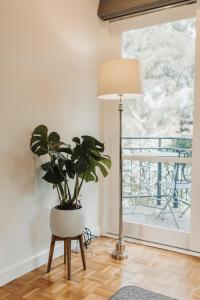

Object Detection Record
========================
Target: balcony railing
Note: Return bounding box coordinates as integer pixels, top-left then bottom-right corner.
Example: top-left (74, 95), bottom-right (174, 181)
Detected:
top-left (122, 137), bottom-right (192, 230)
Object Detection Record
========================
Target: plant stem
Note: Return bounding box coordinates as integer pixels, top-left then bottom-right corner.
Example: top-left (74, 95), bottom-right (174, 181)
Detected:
top-left (75, 174), bottom-right (79, 207)
top-left (72, 174), bottom-right (78, 206)
top-left (77, 177), bottom-right (84, 196)
top-left (73, 175), bottom-right (84, 207)
top-left (66, 179), bottom-right (72, 202)
top-left (56, 185), bottom-right (62, 204)
top-left (64, 178), bottom-right (67, 201)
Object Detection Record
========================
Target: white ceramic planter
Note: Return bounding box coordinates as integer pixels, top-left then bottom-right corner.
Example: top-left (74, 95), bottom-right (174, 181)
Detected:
top-left (50, 206), bottom-right (86, 238)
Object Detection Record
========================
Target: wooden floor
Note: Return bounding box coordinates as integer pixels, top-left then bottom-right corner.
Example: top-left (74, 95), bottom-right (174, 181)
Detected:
top-left (1, 237), bottom-right (200, 300)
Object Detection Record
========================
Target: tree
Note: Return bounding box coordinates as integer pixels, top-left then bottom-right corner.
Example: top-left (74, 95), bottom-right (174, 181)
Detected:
top-left (122, 18), bottom-right (195, 139)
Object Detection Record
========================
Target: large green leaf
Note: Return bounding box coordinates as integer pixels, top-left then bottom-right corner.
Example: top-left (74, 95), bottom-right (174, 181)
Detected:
top-left (71, 135), bottom-right (111, 183)
top-left (82, 135), bottom-right (104, 152)
top-left (48, 132), bottom-right (60, 144)
top-left (89, 150), bottom-right (101, 161)
top-left (95, 161), bottom-right (108, 177)
top-left (81, 168), bottom-right (98, 182)
top-left (71, 145), bottom-right (81, 162)
top-left (31, 143), bottom-right (48, 156)
top-left (42, 165), bottom-right (65, 184)
top-left (65, 159), bottom-right (75, 179)
top-left (82, 136), bottom-right (95, 150)
top-left (100, 156), bottom-right (112, 169)
top-left (80, 171), bottom-right (95, 182)
top-left (72, 137), bottom-right (81, 145)
top-left (30, 125), bottom-right (48, 156)
top-left (74, 158), bottom-right (89, 174)
top-left (34, 124), bottom-right (48, 136)
top-left (94, 139), bottom-right (105, 152)
top-left (41, 162), bottom-right (52, 171)
top-left (57, 145), bottom-right (72, 155)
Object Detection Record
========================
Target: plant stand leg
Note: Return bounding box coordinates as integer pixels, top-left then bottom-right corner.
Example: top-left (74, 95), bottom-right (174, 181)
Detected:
top-left (67, 238), bottom-right (71, 280)
top-left (64, 239), bottom-right (67, 265)
top-left (79, 234), bottom-right (86, 270)
top-left (47, 235), bottom-right (56, 273)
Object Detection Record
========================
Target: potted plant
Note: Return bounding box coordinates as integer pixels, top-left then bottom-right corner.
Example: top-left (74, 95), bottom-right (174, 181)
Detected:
top-left (30, 125), bottom-right (111, 238)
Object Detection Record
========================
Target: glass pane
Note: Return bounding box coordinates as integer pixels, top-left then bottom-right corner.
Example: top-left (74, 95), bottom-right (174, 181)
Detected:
top-left (122, 18), bottom-right (195, 232)
top-left (123, 158), bottom-right (191, 231)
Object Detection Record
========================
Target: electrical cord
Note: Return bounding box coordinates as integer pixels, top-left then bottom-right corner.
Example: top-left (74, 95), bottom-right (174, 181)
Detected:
top-left (82, 227), bottom-right (97, 249)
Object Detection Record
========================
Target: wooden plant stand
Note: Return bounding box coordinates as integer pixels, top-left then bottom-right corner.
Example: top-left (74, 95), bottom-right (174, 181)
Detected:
top-left (47, 234), bottom-right (86, 280)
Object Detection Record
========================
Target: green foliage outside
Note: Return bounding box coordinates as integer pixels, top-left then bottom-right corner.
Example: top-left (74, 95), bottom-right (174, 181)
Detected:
top-left (122, 18), bottom-right (195, 139)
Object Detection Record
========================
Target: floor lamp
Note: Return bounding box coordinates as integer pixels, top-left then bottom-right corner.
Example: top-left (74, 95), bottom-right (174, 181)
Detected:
top-left (97, 59), bottom-right (142, 259)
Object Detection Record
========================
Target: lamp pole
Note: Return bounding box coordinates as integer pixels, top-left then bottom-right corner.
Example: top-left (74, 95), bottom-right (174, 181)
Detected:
top-left (97, 58), bottom-right (142, 259)
top-left (112, 95), bottom-right (128, 260)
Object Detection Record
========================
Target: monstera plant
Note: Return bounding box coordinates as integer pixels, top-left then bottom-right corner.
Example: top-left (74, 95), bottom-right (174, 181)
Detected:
top-left (30, 125), bottom-right (111, 238)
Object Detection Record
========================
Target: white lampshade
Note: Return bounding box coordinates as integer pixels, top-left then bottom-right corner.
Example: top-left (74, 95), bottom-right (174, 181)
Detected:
top-left (97, 58), bottom-right (142, 100)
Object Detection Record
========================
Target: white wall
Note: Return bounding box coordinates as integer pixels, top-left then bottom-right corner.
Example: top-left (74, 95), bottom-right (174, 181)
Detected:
top-left (0, 0), bottom-right (107, 285)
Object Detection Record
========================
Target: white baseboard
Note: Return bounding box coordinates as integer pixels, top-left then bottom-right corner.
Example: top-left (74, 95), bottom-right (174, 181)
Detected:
top-left (90, 225), bottom-right (101, 236)
top-left (0, 244), bottom-right (63, 287)
top-left (0, 226), bottom-right (100, 287)
top-left (104, 232), bottom-right (200, 257)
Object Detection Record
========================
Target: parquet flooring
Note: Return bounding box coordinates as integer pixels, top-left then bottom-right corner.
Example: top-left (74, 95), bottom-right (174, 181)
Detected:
top-left (1, 237), bottom-right (200, 299)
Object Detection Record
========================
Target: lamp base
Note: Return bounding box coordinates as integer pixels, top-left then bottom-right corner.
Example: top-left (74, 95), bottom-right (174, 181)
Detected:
top-left (111, 239), bottom-right (128, 260)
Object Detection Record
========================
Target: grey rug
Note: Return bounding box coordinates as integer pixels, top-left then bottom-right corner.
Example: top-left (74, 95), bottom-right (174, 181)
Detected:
top-left (109, 286), bottom-right (176, 300)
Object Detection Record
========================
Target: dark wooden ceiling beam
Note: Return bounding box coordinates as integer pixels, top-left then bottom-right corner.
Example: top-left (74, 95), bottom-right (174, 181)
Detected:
top-left (98, 0), bottom-right (196, 21)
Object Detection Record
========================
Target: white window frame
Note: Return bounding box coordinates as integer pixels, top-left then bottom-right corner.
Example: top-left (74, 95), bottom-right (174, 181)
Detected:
top-left (100, 2), bottom-right (200, 254)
